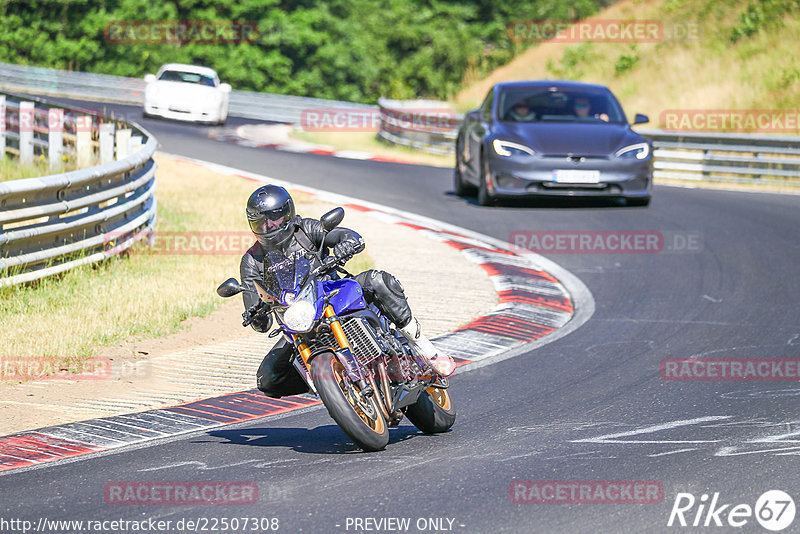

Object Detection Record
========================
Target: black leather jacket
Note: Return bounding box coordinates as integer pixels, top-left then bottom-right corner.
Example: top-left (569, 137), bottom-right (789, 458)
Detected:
top-left (240, 216), bottom-right (365, 332)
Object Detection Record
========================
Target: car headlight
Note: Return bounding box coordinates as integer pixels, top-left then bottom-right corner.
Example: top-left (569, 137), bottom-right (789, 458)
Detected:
top-left (493, 139), bottom-right (536, 157)
top-left (281, 283), bottom-right (316, 332)
top-left (615, 142), bottom-right (650, 160)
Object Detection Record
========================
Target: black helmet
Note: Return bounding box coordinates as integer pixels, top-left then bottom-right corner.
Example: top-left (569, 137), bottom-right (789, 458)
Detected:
top-left (246, 185), bottom-right (296, 250)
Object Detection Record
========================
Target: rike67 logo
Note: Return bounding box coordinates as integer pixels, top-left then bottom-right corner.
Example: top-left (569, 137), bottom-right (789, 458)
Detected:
top-left (668, 490), bottom-right (795, 531)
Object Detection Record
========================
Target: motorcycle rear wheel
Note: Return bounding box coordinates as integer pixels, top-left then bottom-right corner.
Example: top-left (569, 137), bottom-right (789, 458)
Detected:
top-left (404, 386), bottom-right (456, 434)
top-left (310, 352), bottom-right (389, 452)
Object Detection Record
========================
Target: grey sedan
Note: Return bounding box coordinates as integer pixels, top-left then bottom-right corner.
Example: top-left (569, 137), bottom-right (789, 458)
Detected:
top-left (454, 80), bottom-right (652, 206)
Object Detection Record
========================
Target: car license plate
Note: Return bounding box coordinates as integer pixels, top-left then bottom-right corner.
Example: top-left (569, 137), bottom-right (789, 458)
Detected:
top-left (169, 105), bottom-right (189, 113)
top-left (552, 169), bottom-right (601, 183)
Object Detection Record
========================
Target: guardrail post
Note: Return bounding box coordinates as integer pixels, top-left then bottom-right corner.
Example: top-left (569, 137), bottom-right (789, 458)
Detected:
top-left (76, 115), bottom-right (93, 168)
top-left (48, 107), bottom-right (64, 170)
top-left (99, 123), bottom-right (115, 163)
top-left (0, 95), bottom-right (5, 159)
top-left (129, 135), bottom-right (143, 155)
top-left (19, 101), bottom-right (34, 164)
top-left (115, 128), bottom-right (131, 160)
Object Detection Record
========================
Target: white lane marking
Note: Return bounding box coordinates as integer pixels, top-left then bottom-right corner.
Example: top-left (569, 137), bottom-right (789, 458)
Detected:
top-left (715, 445), bottom-right (800, 457)
top-left (571, 416), bottom-right (731, 444)
top-left (139, 459), bottom-right (262, 472)
top-left (749, 426), bottom-right (800, 443)
top-left (702, 294), bottom-right (722, 303)
top-left (648, 448), bottom-right (698, 457)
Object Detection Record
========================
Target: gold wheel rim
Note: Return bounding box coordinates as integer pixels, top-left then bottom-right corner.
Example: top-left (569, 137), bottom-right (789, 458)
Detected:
top-left (331, 359), bottom-right (386, 434)
top-left (426, 387), bottom-right (452, 411)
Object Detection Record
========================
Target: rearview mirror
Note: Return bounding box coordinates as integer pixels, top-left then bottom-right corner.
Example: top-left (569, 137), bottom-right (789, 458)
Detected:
top-left (320, 207), bottom-right (345, 232)
top-left (633, 114), bottom-right (649, 125)
top-left (217, 278), bottom-right (244, 297)
top-left (220, 83), bottom-right (232, 93)
top-left (144, 74), bottom-right (156, 83)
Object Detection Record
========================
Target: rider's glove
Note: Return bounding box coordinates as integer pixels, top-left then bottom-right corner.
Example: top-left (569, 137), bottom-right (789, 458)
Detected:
top-left (243, 301), bottom-right (272, 331)
top-left (333, 240), bottom-right (358, 259)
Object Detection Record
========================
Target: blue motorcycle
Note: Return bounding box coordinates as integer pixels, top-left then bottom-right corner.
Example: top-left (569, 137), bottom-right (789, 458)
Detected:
top-left (217, 207), bottom-right (455, 451)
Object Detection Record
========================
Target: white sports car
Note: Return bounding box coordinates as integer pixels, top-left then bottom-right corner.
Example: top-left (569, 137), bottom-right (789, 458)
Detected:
top-left (143, 64), bottom-right (231, 125)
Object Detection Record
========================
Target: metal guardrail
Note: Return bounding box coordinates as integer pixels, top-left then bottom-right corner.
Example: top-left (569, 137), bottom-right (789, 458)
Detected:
top-left (0, 90), bottom-right (158, 286)
top-left (376, 102), bottom-right (800, 186)
top-left (0, 62), bottom-right (375, 124)
top-left (637, 129), bottom-right (800, 186)
top-left (4, 62), bottom-right (796, 186)
top-left (377, 98), bottom-right (461, 155)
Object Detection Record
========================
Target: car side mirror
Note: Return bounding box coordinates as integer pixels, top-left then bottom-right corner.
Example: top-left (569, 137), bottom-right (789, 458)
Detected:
top-left (220, 83), bottom-right (232, 93)
top-left (217, 278), bottom-right (244, 297)
top-left (633, 114), bottom-right (649, 125)
top-left (144, 74), bottom-right (156, 83)
top-left (320, 207), bottom-right (345, 232)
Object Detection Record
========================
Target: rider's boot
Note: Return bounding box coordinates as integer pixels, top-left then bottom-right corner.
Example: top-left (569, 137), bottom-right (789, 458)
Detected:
top-left (398, 317), bottom-right (456, 377)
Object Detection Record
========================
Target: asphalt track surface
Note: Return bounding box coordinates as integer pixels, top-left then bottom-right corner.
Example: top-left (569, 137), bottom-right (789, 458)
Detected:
top-left (3, 99), bottom-right (800, 533)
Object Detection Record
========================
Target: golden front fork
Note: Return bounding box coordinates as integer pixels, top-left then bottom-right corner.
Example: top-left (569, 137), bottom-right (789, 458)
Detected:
top-left (324, 305), bottom-right (351, 350)
top-left (323, 305), bottom-right (391, 420)
top-left (294, 305), bottom-right (347, 369)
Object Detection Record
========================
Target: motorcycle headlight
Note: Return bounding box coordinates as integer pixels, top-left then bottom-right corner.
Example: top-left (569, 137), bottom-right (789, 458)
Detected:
top-left (282, 300), bottom-right (316, 332)
top-left (281, 283), bottom-right (316, 332)
top-left (615, 142), bottom-right (650, 160)
top-left (493, 139), bottom-right (535, 157)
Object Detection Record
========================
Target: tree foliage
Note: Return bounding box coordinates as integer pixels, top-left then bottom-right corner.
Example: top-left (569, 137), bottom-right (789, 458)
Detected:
top-left (0, 0), bottom-right (608, 102)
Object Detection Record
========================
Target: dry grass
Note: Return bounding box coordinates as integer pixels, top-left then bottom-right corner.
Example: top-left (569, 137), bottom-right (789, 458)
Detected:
top-left (454, 0), bottom-right (800, 134)
top-left (0, 155), bottom-right (78, 181)
top-left (0, 154), bottom-right (373, 379)
top-left (288, 0), bottom-right (799, 169)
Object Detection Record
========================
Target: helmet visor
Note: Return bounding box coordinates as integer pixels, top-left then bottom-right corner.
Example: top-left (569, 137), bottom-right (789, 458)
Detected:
top-left (248, 208), bottom-right (292, 236)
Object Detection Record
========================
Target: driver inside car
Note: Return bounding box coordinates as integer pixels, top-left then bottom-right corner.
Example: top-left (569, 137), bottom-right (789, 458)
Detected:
top-left (506, 100), bottom-right (536, 122)
top-left (240, 185), bottom-right (456, 398)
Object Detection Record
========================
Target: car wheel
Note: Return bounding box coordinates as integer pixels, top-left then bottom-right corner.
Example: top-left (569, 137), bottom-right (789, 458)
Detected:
top-left (477, 154), bottom-right (496, 207)
top-left (213, 107), bottom-right (224, 126)
top-left (453, 137), bottom-right (475, 197)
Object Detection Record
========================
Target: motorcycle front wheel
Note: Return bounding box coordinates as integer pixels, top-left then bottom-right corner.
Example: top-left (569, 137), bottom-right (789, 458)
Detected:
top-left (404, 386), bottom-right (456, 434)
top-left (310, 352), bottom-right (389, 452)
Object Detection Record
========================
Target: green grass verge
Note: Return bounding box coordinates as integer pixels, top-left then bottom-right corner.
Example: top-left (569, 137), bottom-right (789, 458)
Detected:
top-left (0, 154), bottom-right (374, 378)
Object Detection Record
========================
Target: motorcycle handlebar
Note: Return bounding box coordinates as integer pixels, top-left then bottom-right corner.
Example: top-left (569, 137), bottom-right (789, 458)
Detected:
top-left (311, 254), bottom-right (349, 277)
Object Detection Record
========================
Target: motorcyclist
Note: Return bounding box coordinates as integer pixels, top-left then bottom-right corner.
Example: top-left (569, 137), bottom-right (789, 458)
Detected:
top-left (240, 185), bottom-right (456, 398)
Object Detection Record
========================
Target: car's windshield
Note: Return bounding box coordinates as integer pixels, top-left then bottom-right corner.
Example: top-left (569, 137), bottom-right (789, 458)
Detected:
top-left (262, 250), bottom-right (311, 299)
top-left (498, 88), bottom-right (626, 124)
top-left (157, 70), bottom-right (216, 87)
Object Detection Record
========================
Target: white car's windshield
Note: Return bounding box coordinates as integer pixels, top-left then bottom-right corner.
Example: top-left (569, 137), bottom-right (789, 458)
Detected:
top-left (158, 70), bottom-right (216, 87)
